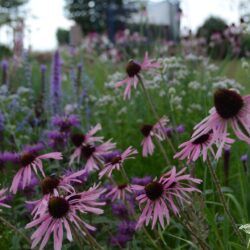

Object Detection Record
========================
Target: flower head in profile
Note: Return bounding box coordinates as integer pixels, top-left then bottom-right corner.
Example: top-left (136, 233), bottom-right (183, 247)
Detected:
top-left (116, 52), bottom-right (160, 99)
top-left (70, 123), bottom-right (103, 150)
top-left (26, 185), bottom-right (105, 250)
top-left (70, 139), bottom-right (115, 173)
top-left (10, 146), bottom-right (62, 194)
top-left (99, 146), bottom-right (137, 178)
top-left (106, 183), bottom-right (132, 201)
top-left (0, 188), bottom-right (11, 208)
top-left (132, 167), bottom-right (202, 229)
top-left (174, 131), bottom-right (234, 162)
top-left (192, 89), bottom-right (250, 148)
top-left (140, 116), bottom-right (169, 157)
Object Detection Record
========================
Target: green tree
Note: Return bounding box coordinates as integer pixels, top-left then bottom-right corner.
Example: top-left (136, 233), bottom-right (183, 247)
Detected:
top-left (56, 28), bottom-right (70, 45)
top-left (197, 16), bottom-right (227, 43)
top-left (64, 0), bottom-right (127, 34)
top-left (0, 0), bottom-right (28, 25)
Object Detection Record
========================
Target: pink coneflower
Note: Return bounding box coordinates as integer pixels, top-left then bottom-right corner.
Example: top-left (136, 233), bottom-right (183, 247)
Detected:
top-left (192, 89), bottom-right (250, 148)
top-left (26, 187), bottom-right (105, 250)
top-left (132, 167), bottom-right (202, 229)
top-left (28, 170), bottom-right (87, 218)
top-left (0, 188), bottom-right (11, 208)
top-left (116, 52), bottom-right (160, 99)
top-left (10, 151), bottom-right (62, 194)
top-left (70, 139), bottom-right (116, 173)
top-left (106, 183), bottom-right (132, 201)
top-left (70, 124), bottom-right (103, 148)
top-left (174, 131), bottom-right (234, 162)
top-left (140, 116), bottom-right (169, 157)
top-left (99, 146), bottom-right (138, 178)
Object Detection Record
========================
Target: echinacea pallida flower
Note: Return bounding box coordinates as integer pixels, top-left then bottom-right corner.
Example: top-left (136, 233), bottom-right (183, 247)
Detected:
top-left (99, 146), bottom-right (138, 178)
top-left (0, 188), bottom-right (11, 208)
top-left (192, 89), bottom-right (250, 148)
top-left (28, 169), bottom-right (87, 218)
top-left (26, 185), bottom-right (105, 250)
top-left (174, 131), bottom-right (234, 162)
top-left (10, 151), bottom-right (62, 194)
top-left (106, 183), bottom-right (132, 201)
top-left (140, 116), bottom-right (169, 157)
top-left (132, 167), bottom-right (202, 229)
top-left (70, 138), bottom-right (116, 173)
top-left (116, 52), bottom-right (160, 99)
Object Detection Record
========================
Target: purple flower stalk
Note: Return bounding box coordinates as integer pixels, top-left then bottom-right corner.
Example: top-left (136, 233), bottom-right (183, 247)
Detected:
top-left (50, 50), bottom-right (62, 115)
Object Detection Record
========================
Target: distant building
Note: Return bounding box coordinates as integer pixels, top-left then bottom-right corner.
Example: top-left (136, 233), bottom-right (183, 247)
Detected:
top-left (129, 0), bottom-right (181, 41)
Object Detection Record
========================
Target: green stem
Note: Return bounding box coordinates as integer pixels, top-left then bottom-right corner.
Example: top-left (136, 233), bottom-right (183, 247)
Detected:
top-left (138, 75), bottom-right (174, 161)
top-left (0, 216), bottom-right (31, 245)
top-left (81, 224), bottom-right (103, 250)
top-left (207, 157), bottom-right (245, 245)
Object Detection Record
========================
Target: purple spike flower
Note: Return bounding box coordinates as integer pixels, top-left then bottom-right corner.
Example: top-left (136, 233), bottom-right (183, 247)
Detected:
top-left (50, 50), bottom-right (62, 115)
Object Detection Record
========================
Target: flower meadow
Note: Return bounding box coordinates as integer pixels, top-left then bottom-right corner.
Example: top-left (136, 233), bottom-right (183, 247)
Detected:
top-left (1, 41), bottom-right (250, 250)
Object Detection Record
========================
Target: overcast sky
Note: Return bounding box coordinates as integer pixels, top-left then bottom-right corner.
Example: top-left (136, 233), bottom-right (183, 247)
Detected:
top-left (0, 0), bottom-right (241, 51)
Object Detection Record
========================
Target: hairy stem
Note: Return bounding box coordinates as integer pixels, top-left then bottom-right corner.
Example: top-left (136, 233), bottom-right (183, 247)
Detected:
top-left (138, 75), bottom-right (174, 164)
top-left (0, 216), bottom-right (31, 245)
top-left (207, 157), bottom-right (245, 245)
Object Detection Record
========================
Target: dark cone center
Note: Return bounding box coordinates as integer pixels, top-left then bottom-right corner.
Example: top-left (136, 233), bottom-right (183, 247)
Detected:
top-left (118, 184), bottom-right (128, 190)
top-left (192, 133), bottom-right (210, 145)
top-left (48, 197), bottom-right (69, 218)
top-left (81, 145), bottom-right (96, 159)
top-left (140, 124), bottom-right (153, 137)
top-left (41, 176), bottom-right (60, 195)
top-left (145, 181), bottom-right (164, 201)
top-left (71, 133), bottom-right (85, 147)
top-left (20, 153), bottom-right (36, 167)
top-left (111, 156), bottom-right (122, 165)
top-left (214, 89), bottom-right (244, 119)
top-left (126, 60), bottom-right (141, 77)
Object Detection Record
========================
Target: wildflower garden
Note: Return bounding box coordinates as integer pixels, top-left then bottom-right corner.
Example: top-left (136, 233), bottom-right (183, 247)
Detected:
top-left (1, 5), bottom-right (250, 250)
